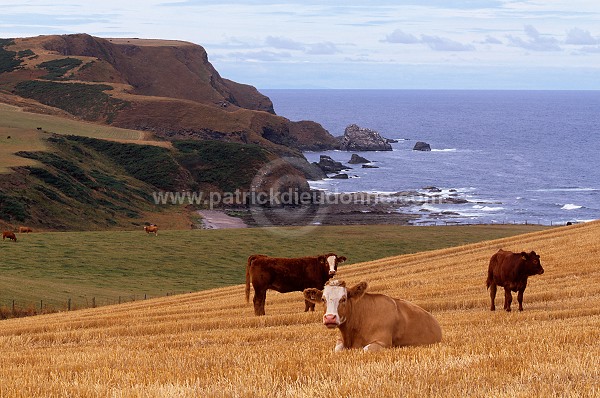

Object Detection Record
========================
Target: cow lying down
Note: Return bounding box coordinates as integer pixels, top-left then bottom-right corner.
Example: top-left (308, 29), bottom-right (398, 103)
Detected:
top-left (304, 280), bottom-right (442, 352)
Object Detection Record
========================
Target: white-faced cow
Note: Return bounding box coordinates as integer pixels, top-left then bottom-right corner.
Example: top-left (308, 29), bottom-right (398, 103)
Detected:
top-left (245, 253), bottom-right (347, 316)
top-left (304, 280), bottom-right (442, 352)
top-left (486, 249), bottom-right (544, 312)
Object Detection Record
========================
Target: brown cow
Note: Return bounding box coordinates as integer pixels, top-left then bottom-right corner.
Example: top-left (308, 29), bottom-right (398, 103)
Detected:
top-left (304, 280), bottom-right (442, 352)
top-left (245, 253), bottom-right (347, 316)
top-left (18, 226), bottom-right (33, 233)
top-left (486, 249), bottom-right (544, 312)
top-left (144, 225), bottom-right (158, 235)
top-left (2, 231), bottom-right (17, 242)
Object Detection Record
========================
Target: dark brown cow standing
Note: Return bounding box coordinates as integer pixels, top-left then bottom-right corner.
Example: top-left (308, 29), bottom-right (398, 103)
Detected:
top-left (304, 280), bottom-right (442, 352)
top-left (245, 253), bottom-right (347, 316)
top-left (486, 249), bottom-right (544, 312)
top-left (2, 231), bottom-right (17, 242)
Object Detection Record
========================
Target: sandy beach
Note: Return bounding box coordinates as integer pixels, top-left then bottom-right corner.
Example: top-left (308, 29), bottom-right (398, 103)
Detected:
top-left (198, 210), bottom-right (248, 229)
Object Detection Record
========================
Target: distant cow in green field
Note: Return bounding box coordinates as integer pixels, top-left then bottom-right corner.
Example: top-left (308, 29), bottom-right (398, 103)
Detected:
top-left (2, 231), bottom-right (17, 242)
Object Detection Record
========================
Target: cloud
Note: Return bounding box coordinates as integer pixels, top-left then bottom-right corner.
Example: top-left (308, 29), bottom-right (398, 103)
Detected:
top-left (265, 36), bottom-right (304, 51)
top-left (420, 35), bottom-right (475, 51)
top-left (507, 25), bottom-right (561, 51)
top-left (565, 28), bottom-right (599, 45)
top-left (577, 46), bottom-right (600, 53)
top-left (381, 29), bottom-right (419, 44)
top-left (264, 35), bottom-right (340, 55)
top-left (482, 35), bottom-right (502, 45)
top-left (381, 29), bottom-right (474, 51)
top-left (224, 50), bottom-right (292, 62)
top-left (305, 42), bottom-right (340, 55)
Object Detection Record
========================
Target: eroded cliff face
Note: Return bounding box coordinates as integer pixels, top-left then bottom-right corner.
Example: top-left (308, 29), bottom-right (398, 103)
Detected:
top-left (1, 34), bottom-right (337, 153)
top-left (39, 34), bottom-right (274, 113)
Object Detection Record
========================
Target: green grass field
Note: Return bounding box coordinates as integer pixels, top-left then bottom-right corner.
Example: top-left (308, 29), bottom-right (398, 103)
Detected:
top-left (0, 103), bottom-right (145, 140)
top-left (0, 224), bottom-right (548, 311)
top-left (0, 103), bottom-right (167, 173)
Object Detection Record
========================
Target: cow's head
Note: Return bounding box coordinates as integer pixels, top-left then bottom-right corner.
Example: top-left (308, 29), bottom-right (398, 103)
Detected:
top-left (521, 251), bottom-right (544, 276)
top-left (320, 253), bottom-right (347, 277)
top-left (304, 279), bottom-right (367, 329)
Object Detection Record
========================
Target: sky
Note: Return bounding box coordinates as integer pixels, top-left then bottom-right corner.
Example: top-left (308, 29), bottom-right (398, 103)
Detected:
top-left (1, 1), bottom-right (600, 90)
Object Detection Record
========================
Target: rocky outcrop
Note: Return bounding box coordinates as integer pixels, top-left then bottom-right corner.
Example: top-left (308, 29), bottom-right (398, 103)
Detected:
top-left (313, 155), bottom-right (349, 174)
top-left (287, 120), bottom-right (340, 151)
top-left (330, 173), bottom-right (349, 179)
top-left (348, 154), bottom-right (371, 164)
top-left (413, 141), bottom-right (431, 151)
top-left (339, 124), bottom-right (392, 151)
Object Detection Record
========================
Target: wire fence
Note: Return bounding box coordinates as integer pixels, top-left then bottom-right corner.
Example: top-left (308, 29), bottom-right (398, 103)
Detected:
top-left (0, 291), bottom-right (189, 320)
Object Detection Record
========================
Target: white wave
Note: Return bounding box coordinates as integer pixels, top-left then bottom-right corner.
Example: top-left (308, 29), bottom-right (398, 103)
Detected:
top-left (420, 204), bottom-right (445, 213)
top-left (561, 204), bottom-right (583, 210)
top-left (529, 188), bottom-right (598, 192)
top-left (431, 148), bottom-right (457, 152)
top-left (472, 205), bottom-right (504, 212)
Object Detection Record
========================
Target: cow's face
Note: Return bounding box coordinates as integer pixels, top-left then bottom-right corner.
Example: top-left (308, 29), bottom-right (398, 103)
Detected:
top-left (304, 280), bottom-right (366, 329)
top-left (522, 251), bottom-right (544, 275)
top-left (323, 254), bottom-right (347, 277)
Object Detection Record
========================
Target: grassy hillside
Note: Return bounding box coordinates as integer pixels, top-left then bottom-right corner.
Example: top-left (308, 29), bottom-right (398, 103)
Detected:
top-left (0, 103), bottom-right (165, 174)
top-left (0, 103), bottom-right (149, 143)
top-left (0, 108), bottom-right (302, 230)
top-left (0, 133), bottom-right (184, 230)
top-left (0, 221), bottom-right (597, 396)
top-left (0, 224), bottom-right (546, 311)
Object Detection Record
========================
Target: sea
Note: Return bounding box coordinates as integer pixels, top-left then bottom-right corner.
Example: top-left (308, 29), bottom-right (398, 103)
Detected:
top-left (262, 89), bottom-right (600, 226)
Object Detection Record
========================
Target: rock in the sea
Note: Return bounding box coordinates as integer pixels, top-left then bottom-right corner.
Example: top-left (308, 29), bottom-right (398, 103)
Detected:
top-left (362, 164), bottom-right (379, 168)
top-left (413, 141), bottom-right (431, 151)
top-left (313, 155), bottom-right (349, 174)
top-left (348, 154), bottom-right (371, 164)
top-left (330, 173), bottom-right (349, 179)
top-left (340, 124), bottom-right (392, 151)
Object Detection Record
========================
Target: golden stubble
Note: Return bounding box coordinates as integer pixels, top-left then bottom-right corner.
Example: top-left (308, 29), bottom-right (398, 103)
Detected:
top-left (0, 222), bottom-right (599, 397)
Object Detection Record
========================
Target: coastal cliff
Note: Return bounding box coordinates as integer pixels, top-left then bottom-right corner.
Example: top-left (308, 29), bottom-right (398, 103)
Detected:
top-left (0, 34), bottom-right (336, 154)
top-left (0, 34), bottom-right (338, 230)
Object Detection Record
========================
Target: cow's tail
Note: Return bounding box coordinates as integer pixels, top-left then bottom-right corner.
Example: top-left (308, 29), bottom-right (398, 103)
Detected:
top-left (486, 252), bottom-right (497, 289)
top-left (245, 255), bottom-right (255, 303)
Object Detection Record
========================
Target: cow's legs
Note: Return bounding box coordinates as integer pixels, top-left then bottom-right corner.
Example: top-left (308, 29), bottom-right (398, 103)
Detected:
top-left (503, 287), bottom-right (512, 312)
top-left (489, 282), bottom-right (497, 311)
top-left (334, 337), bottom-right (345, 352)
top-left (304, 299), bottom-right (315, 312)
top-left (363, 342), bottom-right (385, 352)
top-left (517, 288), bottom-right (526, 311)
top-left (253, 289), bottom-right (267, 316)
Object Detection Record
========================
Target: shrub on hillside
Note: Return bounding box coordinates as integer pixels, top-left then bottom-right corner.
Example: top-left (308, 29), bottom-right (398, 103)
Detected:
top-left (68, 136), bottom-right (184, 191)
top-left (17, 49), bottom-right (35, 58)
top-left (0, 192), bottom-right (28, 222)
top-left (37, 57), bottom-right (83, 80)
top-left (13, 80), bottom-right (129, 122)
top-left (174, 140), bottom-right (270, 192)
top-left (0, 46), bottom-right (22, 73)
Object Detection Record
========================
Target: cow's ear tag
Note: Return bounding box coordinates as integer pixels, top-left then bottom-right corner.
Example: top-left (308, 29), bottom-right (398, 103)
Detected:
top-left (521, 255), bottom-right (527, 261)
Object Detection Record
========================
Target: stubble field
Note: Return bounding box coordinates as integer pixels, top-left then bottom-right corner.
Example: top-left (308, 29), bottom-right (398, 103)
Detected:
top-left (0, 221), bottom-right (598, 397)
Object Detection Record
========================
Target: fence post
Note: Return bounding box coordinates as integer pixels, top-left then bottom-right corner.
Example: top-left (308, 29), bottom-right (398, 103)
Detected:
top-left (12, 299), bottom-right (15, 315)
top-left (92, 297), bottom-right (96, 308)
top-left (68, 298), bottom-right (71, 311)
